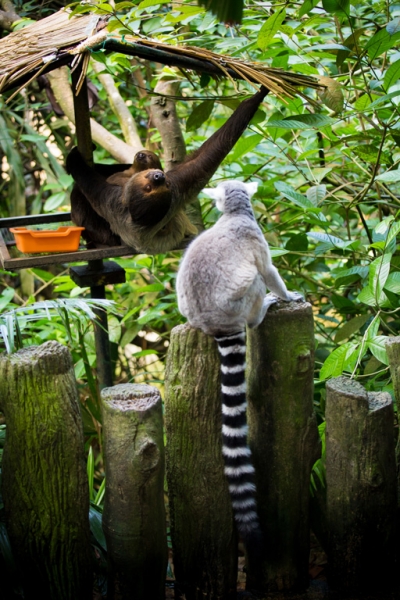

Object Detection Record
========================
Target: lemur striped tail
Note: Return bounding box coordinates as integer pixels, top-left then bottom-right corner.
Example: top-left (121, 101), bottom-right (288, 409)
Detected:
top-left (214, 330), bottom-right (261, 544)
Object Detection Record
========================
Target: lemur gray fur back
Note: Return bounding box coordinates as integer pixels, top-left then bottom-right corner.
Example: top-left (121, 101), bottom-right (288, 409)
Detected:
top-left (176, 179), bottom-right (303, 546)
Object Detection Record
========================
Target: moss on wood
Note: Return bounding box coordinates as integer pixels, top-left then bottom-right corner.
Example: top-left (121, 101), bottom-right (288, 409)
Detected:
top-left (0, 341), bottom-right (92, 600)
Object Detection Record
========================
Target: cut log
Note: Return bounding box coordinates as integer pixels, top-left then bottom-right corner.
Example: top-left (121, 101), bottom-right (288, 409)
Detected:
top-left (325, 376), bottom-right (396, 592)
top-left (164, 323), bottom-right (237, 600)
top-left (246, 300), bottom-right (319, 593)
top-left (0, 341), bottom-right (92, 600)
top-left (386, 336), bottom-right (400, 503)
top-left (101, 383), bottom-right (167, 600)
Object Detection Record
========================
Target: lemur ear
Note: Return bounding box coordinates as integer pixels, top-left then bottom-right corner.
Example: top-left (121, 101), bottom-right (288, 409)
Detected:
top-left (244, 181), bottom-right (258, 198)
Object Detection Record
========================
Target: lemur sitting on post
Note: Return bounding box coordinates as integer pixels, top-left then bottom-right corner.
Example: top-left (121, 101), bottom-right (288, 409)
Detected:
top-left (176, 180), bottom-right (304, 553)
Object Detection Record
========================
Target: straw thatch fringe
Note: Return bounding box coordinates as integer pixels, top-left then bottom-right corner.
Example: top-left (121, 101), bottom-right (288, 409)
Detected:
top-left (0, 8), bottom-right (323, 102)
top-left (0, 9), bottom-right (104, 95)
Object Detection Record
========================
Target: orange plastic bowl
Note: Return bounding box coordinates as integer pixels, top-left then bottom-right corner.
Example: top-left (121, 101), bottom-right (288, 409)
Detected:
top-left (10, 226), bottom-right (85, 254)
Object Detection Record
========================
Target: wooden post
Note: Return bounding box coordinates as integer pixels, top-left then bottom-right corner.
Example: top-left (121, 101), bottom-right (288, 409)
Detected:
top-left (386, 336), bottom-right (400, 503)
top-left (71, 63), bottom-right (113, 389)
top-left (0, 341), bottom-right (92, 600)
top-left (246, 300), bottom-right (319, 593)
top-left (325, 376), bottom-right (397, 592)
top-left (101, 383), bottom-right (167, 600)
top-left (164, 323), bottom-right (237, 600)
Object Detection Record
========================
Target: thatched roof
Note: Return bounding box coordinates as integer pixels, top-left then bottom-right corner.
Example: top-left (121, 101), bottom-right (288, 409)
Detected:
top-left (0, 8), bottom-right (322, 102)
top-left (0, 10), bottom-right (104, 94)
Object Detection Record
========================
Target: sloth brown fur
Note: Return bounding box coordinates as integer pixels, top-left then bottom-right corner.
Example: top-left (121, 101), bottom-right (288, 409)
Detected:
top-left (67, 87), bottom-right (268, 253)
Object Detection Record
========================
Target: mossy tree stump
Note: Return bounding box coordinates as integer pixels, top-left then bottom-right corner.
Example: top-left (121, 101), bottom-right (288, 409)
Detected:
top-left (0, 341), bottom-right (92, 600)
top-left (246, 300), bottom-right (319, 593)
top-left (101, 383), bottom-right (167, 600)
top-left (325, 376), bottom-right (397, 592)
top-left (165, 324), bottom-right (237, 600)
top-left (386, 336), bottom-right (400, 503)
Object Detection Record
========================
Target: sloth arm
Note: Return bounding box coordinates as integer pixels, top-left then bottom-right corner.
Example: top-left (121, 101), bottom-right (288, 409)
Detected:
top-left (166, 87), bottom-right (269, 209)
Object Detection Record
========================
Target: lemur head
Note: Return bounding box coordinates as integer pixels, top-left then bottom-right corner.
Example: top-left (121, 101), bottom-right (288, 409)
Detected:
top-left (203, 180), bottom-right (258, 213)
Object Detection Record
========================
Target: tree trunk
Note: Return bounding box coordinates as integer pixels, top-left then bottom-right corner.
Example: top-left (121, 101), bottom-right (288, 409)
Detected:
top-left (101, 383), bottom-right (167, 600)
top-left (325, 376), bottom-right (397, 592)
top-left (92, 60), bottom-right (143, 150)
top-left (151, 79), bottom-right (204, 233)
top-left (164, 323), bottom-right (237, 600)
top-left (386, 336), bottom-right (400, 503)
top-left (47, 67), bottom-right (136, 163)
top-left (0, 341), bottom-right (92, 600)
top-left (246, 300), bottom-right (319, 593)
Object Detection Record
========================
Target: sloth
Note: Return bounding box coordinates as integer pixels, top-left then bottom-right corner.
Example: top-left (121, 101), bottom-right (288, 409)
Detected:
top-left (69, 150), bottom-right (163, 247)
top-left (66, 87), bottom-right (268, 253)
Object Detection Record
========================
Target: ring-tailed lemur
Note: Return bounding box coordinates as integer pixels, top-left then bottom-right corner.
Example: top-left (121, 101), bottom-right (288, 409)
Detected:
top-left (176, 180), bottom-right (303, 548)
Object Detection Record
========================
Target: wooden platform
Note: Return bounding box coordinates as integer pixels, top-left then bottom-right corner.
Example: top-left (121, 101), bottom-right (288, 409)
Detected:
top-left (0, 213), bottom-right (136, 271)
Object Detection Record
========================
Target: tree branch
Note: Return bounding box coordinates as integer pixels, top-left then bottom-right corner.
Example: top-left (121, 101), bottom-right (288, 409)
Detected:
top-left (91, 59), bottom-right (143, 150)
top-left (47, 66), bottom-right (137, 163)
top-left (151, 75), bottom-right (203, 230)
top-left (151, 78), bottom-right (186, 171)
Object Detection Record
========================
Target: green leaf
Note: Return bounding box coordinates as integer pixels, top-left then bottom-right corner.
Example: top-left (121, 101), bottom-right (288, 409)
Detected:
top-left (374, 216), bottom-right (394, 235)
top-left (108, 315), bottom-right (121, 344)
top-left (267, 111), bottom-right (287, 141)
top-left (306, 231), bottom-right (345, 247)
top-left (354, 145), bottom-right (391, 164)
top-left (367, 336), bottom-right (389, 365)
top-left (333, 266), bottom-right (369, 279)
top-left (299, 0), bottom-right (319, 17)
top-left (306, 185), bottom-right (326, 206)
top-left (384, 59), bottom-right (400, 90)
top-left (322, 0), bottom-right (350, 15)
top-left (43, 192), bottom-right (67, 212)
top-left (89, 505), bottom-right (107, 551)
top-left (20, 133), bottom-right (47, 143)
top-left (138, 0), bottom-right (172, 5)
top-left (334, 315), bottom-right (369, 343)
top-left (366, 28), bottom-right (400, 60)
top-left (134, 283), bottom-right (165, 293)
top-left (384, 272), bottom-right (400, 294)
top-left (319, 342), bottom-right (357, 380)
top-left (368, 89), bottom-right (400, 109)
top-left (269, 248), bottom-right (290, 257)
top-left (363, 355), bottom-right (384, 375)
top-left (267, 114), bottom-right (335, 129)
top-left (354, 94), bottom-right (373, 111)
top-left (0, 288), bottom-right (15, 312)
top-left (115, 1), bottom-right (134, 9)
top-left (369, 253), bottom-right (391, 298)
top-left (375, 169), bottom-right (400, 182)
top-left (365, 314), bottom-right (380, 341)
top-left (257, 9), bottom-right (286, 50)
top-left (275, 182), bottom-right (318, 211)
top-left (229, 134), bottom-right (262, 162)
top-left (357, 286), bottom-right (390, 308)
top-left (97, 3), bottom-right (114, 11)
top-left (387, 18), bottom-right (400, 35)
top-left (87, 446), bottom-right (94, 500)
top-left (186, 100), bottom-right (215, 132)
top-left (337, 28), bottom-right (364, 68)
top-left (386, 221), bottom-right (400, 244)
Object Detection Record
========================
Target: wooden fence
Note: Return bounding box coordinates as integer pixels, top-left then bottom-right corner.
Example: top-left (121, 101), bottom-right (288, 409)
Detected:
top-left (0, 304), bottom-right (398, 599)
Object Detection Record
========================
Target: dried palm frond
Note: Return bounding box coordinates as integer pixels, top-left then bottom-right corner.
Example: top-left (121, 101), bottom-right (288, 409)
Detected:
top-left (0, 8), bottom-right (323, 103)
top-left (109, 36), bottom-right (322, 103)
top-left (0, 9), bottom-right (104, 94)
